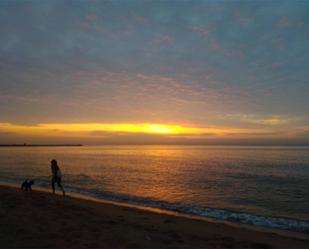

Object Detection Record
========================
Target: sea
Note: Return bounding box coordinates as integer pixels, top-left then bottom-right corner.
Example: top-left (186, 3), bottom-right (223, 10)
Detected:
top-left (0, 145), bottom-right (308, 233)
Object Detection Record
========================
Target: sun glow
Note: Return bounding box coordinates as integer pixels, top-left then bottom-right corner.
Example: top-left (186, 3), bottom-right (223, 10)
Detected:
top-left (38, 123), bottom-right (205, 134)
top-left (143, 124), bottom-right (176, 134)
top-left (0, 122), bottom-right (286, 139)
top-left (0, 123), bottom-right (205, 136)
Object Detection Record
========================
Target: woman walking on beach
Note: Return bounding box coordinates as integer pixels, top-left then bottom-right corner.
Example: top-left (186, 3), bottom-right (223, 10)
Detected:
top-left (51, 159), bottom-right (65, 196)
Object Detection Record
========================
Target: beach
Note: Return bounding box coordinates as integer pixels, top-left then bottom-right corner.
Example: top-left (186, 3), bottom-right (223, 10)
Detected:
top-left (0, 185), bottom-right (308, 249)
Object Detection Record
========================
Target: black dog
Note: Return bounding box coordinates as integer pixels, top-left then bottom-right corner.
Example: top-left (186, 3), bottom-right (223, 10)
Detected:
top-left (21, 179), bottom-right (34, 191)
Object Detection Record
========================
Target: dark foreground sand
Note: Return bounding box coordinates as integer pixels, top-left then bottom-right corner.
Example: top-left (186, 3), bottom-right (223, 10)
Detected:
top-left (0, 186), bottom-right (308, 249)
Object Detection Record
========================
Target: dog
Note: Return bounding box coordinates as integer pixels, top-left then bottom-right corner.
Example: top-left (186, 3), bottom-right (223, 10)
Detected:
top-left (21, 179), bottom-right (34, 191)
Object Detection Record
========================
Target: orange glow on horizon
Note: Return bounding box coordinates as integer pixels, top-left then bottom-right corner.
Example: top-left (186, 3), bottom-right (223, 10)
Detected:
top-left (0, 123), bottom-right (205, 136)
top-left (0, 122), bottom-right (292, 139)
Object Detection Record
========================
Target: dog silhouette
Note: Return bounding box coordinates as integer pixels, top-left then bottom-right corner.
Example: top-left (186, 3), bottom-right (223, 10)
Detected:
top-left (21, 179), bottom-right (34, 191)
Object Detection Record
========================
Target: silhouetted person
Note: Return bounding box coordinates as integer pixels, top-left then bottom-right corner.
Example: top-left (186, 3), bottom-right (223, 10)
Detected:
top-left (51, 159), bottom-right (65, 196)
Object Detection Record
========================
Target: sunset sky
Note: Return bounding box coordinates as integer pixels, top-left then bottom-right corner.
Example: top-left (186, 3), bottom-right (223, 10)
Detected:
top-left (0, 0), bottom-right (309, 145)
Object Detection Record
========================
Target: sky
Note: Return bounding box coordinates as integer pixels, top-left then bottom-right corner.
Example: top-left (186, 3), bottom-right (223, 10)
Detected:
top-left (0, 0), bottom-right (309, 145)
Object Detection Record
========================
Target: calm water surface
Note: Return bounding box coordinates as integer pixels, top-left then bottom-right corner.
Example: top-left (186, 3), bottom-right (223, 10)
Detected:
top-left (0, 145), bottom-right (308, 232)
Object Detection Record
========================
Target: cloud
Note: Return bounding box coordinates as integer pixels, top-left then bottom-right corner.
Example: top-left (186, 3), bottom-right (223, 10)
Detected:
top-left (0, 131), bottom-right (16, 136)
top-left (277, 16), bottom-right (290, 28)
top-left (190, 26), bottom-right (210, 36)
top-left (80, 23), bottom-right (93, 30)
top-left (85, 14), bottom-right (97, 21)
top-left (224, 131), bottom-right (284, 137)
top-left (131, 14), bottom-right (146, 24)
top-left (240, 115), bottom-right (289, 126)
top-left (154, 35), bottom-right (175, 45)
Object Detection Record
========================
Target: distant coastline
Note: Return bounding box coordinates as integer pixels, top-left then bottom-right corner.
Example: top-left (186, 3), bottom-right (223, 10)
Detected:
top-left (0, 144), bottom-right (83, 147)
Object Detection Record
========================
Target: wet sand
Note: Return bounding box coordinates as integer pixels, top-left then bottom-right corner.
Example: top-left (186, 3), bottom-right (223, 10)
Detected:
top-left (0, 185), bottom-right (308, 249)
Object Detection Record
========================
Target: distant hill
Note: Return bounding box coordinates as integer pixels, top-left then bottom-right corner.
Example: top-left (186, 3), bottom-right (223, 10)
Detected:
top-left (0, 144), bottom-right (83, 147)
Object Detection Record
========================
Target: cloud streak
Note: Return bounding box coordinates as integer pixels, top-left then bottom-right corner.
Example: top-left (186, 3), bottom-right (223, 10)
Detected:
top-left (241, 116), bottom-right (290, 126)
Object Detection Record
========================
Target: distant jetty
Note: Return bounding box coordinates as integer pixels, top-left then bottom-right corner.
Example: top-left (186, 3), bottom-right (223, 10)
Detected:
top-left (0, 144), bottom-right (83, 147)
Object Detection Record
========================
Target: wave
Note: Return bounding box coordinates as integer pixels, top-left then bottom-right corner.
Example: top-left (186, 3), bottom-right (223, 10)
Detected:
top-left (2, 177), bottom-right (309, 233)
top-left (59, 186), bottom-right (309, 234)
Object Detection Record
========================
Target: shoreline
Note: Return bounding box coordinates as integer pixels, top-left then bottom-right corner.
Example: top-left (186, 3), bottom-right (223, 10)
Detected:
top-left (1, 183), bottom-right (309, 248)
top-left (1, 181), bottom-right (308, 241)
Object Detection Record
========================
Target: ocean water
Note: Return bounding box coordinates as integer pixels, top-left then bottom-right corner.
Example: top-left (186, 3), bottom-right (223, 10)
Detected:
top-left (0, 145), bottom-right (309, 233)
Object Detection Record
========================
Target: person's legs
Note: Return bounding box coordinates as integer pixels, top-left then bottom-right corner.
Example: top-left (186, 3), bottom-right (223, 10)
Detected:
top-left (57, 178), bottom-right (65, 196)
top-left (51, 177), bottom-right (56, 194)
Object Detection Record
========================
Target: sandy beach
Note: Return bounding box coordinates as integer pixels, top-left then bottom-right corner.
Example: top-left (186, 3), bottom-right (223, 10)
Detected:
top-left (0, 185), bottom-right (308, 249)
